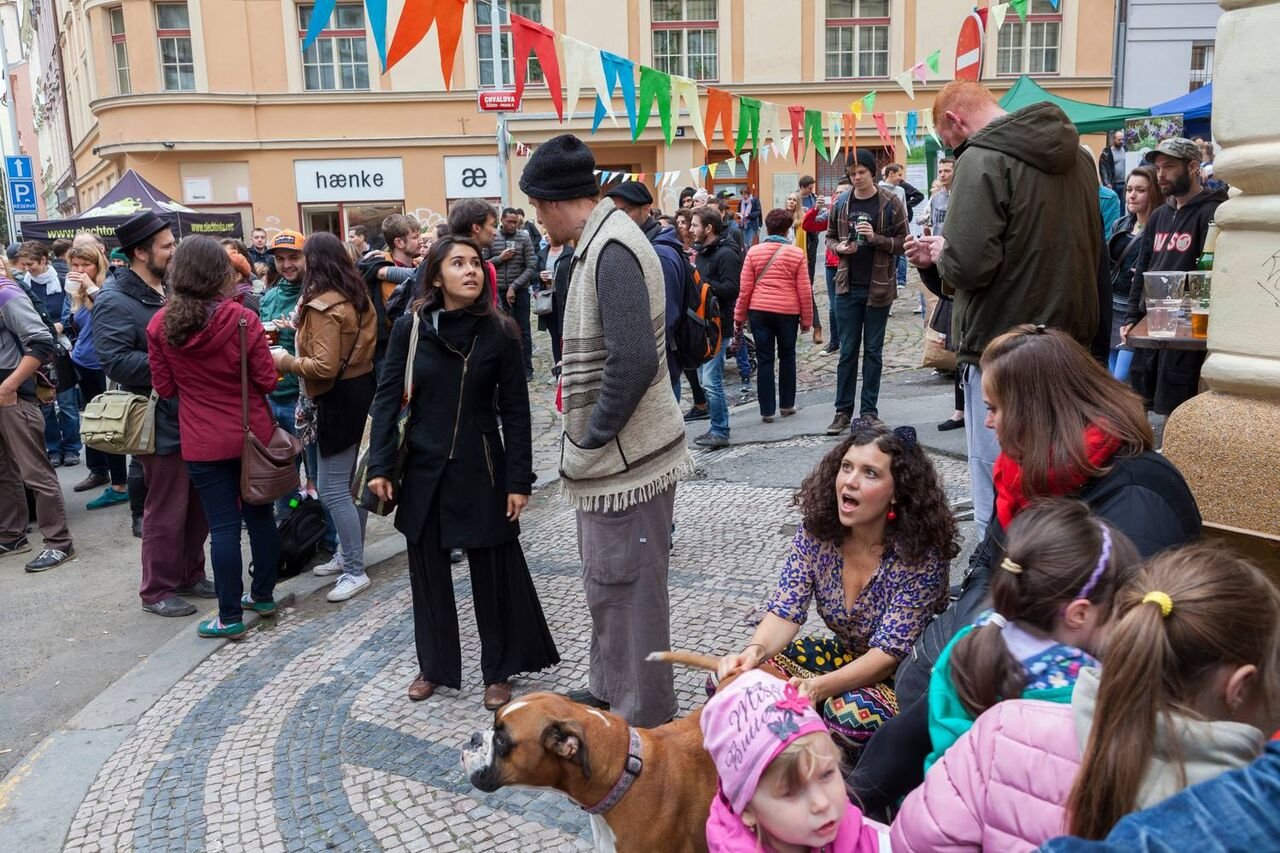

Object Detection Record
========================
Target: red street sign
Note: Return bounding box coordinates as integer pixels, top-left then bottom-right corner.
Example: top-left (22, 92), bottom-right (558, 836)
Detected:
top-left (478, 91), bottom-right (521, 112)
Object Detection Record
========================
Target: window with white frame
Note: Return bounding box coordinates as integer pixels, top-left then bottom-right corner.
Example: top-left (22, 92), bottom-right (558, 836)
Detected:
top-left (1189, 41), bottom-right (1213, 90)
top-left (476, 0), bottom-right (544, 88)
top-left (996, 0), bottom-right (1061, 76)
top-left (652, 0), bottom-right (718, 82)
top-left (109, 6), bottom-right (131, 95)
top-left (825, 0), bottom-right (889, 80)
top-left (297, 3), bottom-right (370, 91)
top-left (154, 3), bottom-right (194, 91)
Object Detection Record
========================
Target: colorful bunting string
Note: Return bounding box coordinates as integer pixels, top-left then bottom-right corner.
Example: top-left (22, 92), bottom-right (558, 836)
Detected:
top-left (386, 0), bottom-right (467, 78)
top-left (563, 36), bottom-right (614, 123)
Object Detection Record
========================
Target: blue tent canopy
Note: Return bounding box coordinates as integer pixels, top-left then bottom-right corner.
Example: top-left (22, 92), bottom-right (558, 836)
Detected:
top-left (1150, 83), bottom-right (1213, 121)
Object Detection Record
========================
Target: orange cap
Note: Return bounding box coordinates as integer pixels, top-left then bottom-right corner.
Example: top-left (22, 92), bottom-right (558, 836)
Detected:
top-left (270, 230), bottom-right (305, 253)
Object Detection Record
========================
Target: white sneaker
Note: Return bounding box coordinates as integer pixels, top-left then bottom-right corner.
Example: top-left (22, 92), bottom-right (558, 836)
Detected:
top-left (327, 573), bottom-right (370, 602)
top-left (313, 553), bottom-right (345, 577)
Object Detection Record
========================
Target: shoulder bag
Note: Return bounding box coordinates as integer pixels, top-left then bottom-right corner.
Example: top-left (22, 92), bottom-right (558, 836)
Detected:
top-left (238, 318), bottom-right (304, 505)
top-left (80, 384), bottom-right (159, 455)
top-left (351, 311), bottom-right (421, 516)
top-left (532, 287), bottom-right (555, 316)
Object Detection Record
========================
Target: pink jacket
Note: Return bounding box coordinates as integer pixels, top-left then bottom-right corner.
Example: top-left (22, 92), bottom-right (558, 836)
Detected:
top-left (707, 790), bottom-right (887, 852)
top-left (735, 241), bottom-right (814, 328)
top-left (891, 700), bottom-right (1078, 853)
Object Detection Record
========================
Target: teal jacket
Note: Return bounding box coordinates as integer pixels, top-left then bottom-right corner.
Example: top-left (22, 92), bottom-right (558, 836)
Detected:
top-left (258, 278), bottom-right (302, 402)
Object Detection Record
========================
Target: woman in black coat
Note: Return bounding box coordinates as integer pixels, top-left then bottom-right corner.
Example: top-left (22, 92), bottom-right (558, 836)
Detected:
top-left (365, 237), bottom-right (559, 709)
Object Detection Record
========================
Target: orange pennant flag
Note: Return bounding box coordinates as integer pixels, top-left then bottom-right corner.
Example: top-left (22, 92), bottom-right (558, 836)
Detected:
top-left (842, 111), bottom-right (857, 163)
top-left (387, 0), bottom-right (469, 83)
top-left (704, 88), bottom-right (735, 152)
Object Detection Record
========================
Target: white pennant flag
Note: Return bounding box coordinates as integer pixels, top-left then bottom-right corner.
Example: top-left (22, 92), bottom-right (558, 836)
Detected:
top-left (990, 3), bottom-right (1011, 31)
top-left (894, 69), bottom-right (916, 101)
top-left (759, 101), bottom-right (785, 151)
top-left (740, 152), bottom-right (752, 170)
top-left (670, 75), bottom-right (707, 147)
top-left (563, 36), bottom-right (615, 125)
top-left (827, 111), bottom-right (843, 162)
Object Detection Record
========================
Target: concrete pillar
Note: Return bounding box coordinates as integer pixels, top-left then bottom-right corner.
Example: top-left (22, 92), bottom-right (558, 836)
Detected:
top-left (1161, 0), bottom-right (1280, 560)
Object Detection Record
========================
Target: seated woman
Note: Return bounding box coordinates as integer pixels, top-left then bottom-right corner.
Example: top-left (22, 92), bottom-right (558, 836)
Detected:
top-left (717, 420), bottom-right (960, 759)
top-left (849, 324), bottom-right (1203, 818)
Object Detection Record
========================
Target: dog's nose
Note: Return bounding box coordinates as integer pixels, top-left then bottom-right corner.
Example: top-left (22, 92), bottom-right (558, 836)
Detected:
top-left (469, 732), bottom-right (483, 749)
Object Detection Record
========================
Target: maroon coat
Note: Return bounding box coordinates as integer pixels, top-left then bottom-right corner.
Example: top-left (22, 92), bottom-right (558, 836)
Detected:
top-left (147, 297), bottom-right (277, 462)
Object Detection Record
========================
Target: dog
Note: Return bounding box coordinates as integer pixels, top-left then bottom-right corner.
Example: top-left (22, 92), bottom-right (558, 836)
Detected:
top-left (462, 652), bottom-right (730, 853)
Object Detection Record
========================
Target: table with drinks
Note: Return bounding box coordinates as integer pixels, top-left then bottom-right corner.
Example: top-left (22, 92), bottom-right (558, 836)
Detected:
top-left (1128, 270), bottom-right (1211, 351)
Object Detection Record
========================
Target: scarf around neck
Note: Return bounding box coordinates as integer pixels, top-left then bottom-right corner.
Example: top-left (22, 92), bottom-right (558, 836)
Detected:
top-left (993, 424), bottom-right (1123, 529)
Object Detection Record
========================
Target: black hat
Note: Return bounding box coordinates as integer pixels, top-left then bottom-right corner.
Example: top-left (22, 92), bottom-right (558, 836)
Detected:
top-left (848, 148), bottom-right (878, 176)
top-left (116, 211), bottom-right (172, 253)
top-left (604, 181), bottom-right (653, 206)
top-left (519, 134), bottom-right (598, 201)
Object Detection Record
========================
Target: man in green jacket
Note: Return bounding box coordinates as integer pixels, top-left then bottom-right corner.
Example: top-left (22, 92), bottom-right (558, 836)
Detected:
top-left (910, 81), bottom-right (1101, 538)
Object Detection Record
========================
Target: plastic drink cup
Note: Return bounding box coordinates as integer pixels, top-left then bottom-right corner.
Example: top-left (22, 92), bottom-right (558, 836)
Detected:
top-left (263, 322), bottom-right (280, 346)
top-left (1191, 308), bottom-right (1209, 339)
top-left (1145, 299), bottom-right (1181, 337)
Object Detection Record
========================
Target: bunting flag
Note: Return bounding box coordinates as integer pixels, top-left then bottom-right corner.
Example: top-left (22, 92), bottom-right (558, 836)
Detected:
top-left (921, 108), bottom-right (941, 144)
top-left (926, 49), bottom-right (942, 75)
top-left (990, 3), bottom-right (1011, 30)
top-left (305, 1), bottom-right (388, 69)
top-left (740, 152), bottom-right (751, 170)
top-left (842, 111), bottom-right (857, 161)
top-left (594, 51), bottom-right (638, 133)
top-left (1010, 0), bottom-right (1029, 22)
top-left (863, 92), bottom-right (877, 113)
top-left (759, 101), bottom-right (785, 151)
top-left (894, 69), bottom-right (916, 100)
top-left (708, 162), bottom-right (719, 179)
top-left (636, 66), bottom-right (674, 142)
top-left (760, 142), bottom-right (771, 163)
top-left (670, 75), bottom-right (707, 146)
top-left (912, 62), bottom-right (928, 84)
top-left (735, 97), bottom-right (762, 155)
top-left (511, 15), bottom-right (564, 120)
top-left (895, 111), bottom-right (908, 154)
top-left (805, 109), bottom-right (829, 161)
top-left (851, 99), bottom-right (864, 121)
top-left (872, 112), bottom-right (894, 157)
top-left (386, 0), bottom-right (467, 78)
top-left (1048, 0), bottom-right (1060, 7)
top-left (827, 111), bottom-right (843, 163)
top-left (788, 105), bottom-right (807, 162)
top-left (906, 110), bottom-right (919, 150)
top-left (705, 88), bottom-right (735, 152)
top-left (563, 36), bottom-right (614, 123)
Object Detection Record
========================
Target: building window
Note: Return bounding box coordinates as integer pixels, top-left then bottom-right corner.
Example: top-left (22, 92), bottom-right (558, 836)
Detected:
top-left (652, 0), bottom-right (718, 82)
top-left (109, 6), bottom-right (131, 95)
top-left (297, 4), bottom-right (370, 91)
top-left (1189, 41), bottom-right (1213, 90)
top-left (825, 0), bottom-right (889, 80)
top-left (154, 3), bottom-right (194, 91)
top-left (996, 0), bottom-right (1060, 76)
top-left (476, 0), bottom-right (544, 88)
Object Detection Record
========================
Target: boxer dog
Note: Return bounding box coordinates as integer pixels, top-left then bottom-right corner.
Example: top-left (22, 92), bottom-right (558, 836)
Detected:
top-left (462, 652), bottom-right (730, 853)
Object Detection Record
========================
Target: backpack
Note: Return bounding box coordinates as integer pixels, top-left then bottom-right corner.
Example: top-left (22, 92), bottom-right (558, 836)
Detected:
top-left (670, 261), bottom-right (722, 370)
top-left (276, 496), bottom-right (328, 578)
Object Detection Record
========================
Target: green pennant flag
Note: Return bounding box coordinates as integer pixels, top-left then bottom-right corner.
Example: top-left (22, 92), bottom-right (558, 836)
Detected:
top-left (736, 96), bottom-right (762, 155)
top-left (635, 65), bottom-right (674, 144)
top-left (1010, 0), bottom-right (1028, 22)
top-left (863, 91), bottom-right (877, 113)
top-left (926, 49), bottom-right (941, 74)
top-left (804, 110), bottom-right (829, 162)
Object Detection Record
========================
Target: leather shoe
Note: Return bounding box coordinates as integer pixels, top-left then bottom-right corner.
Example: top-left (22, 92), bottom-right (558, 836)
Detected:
top-left (483, 682), bottom-right (513, 710)
top-left (565, 687), bottom-right (610, 710)
top-left (408, 675), bottom-right (436, 702)
top-left (73, 472), bottom-right (110, 492)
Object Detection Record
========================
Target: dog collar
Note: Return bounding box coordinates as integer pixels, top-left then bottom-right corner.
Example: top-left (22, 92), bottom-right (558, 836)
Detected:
top-left (583, 727), bottom-right (643, 815)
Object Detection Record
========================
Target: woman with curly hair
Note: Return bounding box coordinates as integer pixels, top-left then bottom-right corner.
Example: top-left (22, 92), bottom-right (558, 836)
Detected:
top-left (717, 420), bottom-right (959, 758)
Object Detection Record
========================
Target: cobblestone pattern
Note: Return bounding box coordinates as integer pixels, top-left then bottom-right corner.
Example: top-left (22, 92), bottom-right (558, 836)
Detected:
top-left (63, 443), bottom-right (962, 853)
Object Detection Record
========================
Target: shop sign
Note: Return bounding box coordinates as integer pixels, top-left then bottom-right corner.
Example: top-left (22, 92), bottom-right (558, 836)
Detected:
top-left (294, 157), bottom-right (404, 203)
top-left (444, 156), bottom-right (501, 199)
top-left (477, 91), bottom-right (521, 112)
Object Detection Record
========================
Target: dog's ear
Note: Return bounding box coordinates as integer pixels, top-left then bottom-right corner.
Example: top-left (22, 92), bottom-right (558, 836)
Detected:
top-left (541, 720), bottom-right (591, 779)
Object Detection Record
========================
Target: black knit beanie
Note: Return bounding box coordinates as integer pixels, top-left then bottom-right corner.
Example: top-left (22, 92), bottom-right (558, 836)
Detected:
top-left (848, 148), bottom-right (878, 177)
top-left (519, 134), bottom-right (598, 201)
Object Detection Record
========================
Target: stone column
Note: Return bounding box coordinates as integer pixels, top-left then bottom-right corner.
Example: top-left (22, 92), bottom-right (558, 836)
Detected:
top-left (1161, 0), bottom-right (1280, 552)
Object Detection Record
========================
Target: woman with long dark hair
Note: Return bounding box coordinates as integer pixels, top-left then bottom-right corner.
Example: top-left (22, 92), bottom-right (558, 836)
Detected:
top-left (273, 231), bottom-right (378, 603)
top-left (365, 237), bottom-right (559, 709)
top-left (147, 236), bottom-right (280, 640)
top-left (1107, 165), bottom-right (1164, 381)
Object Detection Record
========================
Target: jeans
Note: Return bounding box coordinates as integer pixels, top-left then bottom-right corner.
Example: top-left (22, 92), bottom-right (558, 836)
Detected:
top-left (895, 254), bottom-right (907, 287)
top-left (963, 365), bottom-right (1000, 540)
top-left (186, 458), bottom-right (278, 623)
top-left (317, 443), bottom-right (368, 577)
top-left (43, 386), bottom-right (82, 456)
top-left (1109, 348), bottom-right (1134, 382)
top-left (833, 289), bottom-right (890, 417)
top-left (697, 342), bottom-right (729, 438)
top-left (732, 336), bottom-right (751, 382)
top-left (824, 266), bottom-right (840, 349)
top-left (743, 224), bottom-right (759, 247)
top-left (501, 287), bottom-right (533, 375)
top-left (749, 310), bottom-right (800, 417)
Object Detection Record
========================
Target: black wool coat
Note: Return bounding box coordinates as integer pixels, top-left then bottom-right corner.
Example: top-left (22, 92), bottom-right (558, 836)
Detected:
top-left (366, 308), bottom-right (534, 548)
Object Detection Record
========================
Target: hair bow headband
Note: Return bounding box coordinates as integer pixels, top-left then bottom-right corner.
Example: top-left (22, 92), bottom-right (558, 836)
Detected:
top-left (846, 419), bottom-right (918, 450)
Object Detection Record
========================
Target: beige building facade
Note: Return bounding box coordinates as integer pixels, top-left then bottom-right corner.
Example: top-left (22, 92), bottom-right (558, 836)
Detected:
top-left (59, 0), bottom-right (1117, 237)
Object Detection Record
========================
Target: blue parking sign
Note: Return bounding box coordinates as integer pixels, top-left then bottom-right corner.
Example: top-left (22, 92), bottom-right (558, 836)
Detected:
top-left (5, 156), bottom-right (32, 181)
top-left (8, 179), bottom-right (37, 213)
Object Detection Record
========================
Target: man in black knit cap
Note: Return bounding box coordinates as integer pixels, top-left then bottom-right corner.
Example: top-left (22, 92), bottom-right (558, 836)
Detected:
top-left (522, 134), bottom-right (692, 728)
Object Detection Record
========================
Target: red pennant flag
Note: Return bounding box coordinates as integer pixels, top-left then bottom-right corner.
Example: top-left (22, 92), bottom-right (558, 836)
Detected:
top-left (872, 112), bottom-right (894, 159)
top-left (387, 0), bottom-right (469, 83)
top-left (704, 88), bottom-right (734, 152)
top-left (511, 14), bottom-right (564, 120)
top-left (788, 105), bottom-right (807, 162)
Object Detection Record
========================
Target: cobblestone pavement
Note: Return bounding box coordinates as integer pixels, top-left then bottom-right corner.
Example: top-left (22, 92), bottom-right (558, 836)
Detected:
top-left (61, 433), bottom-right (968, 853)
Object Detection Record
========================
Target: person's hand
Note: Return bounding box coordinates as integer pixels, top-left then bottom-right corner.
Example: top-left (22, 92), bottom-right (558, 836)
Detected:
top-left (275, 316), bottom-right (297, 330)
top-left (367, 477), bottom-right (394, 503)
top-left (506, 493), bottom-right (529, 521)
top-left (906, 234), bottom-right (945, 268)
top-left (717, 644), bottom-right (766, 680)
top-left (854, 220), bottom-right (875, 240)
top-left (506, 287), bottom-right (517, 305)
top-left (500, 247), bottom-right (516, 262)
top-left (1119, 323), bottom-right (1133, 345)
top-left (836, 239), bottom-right (856, 255)
top-left (0, 384), bottom-right (17, 407)
top-left (788, 675), bottom-right (829, 706)
top-left (270, 348), bottom-right (289, 369)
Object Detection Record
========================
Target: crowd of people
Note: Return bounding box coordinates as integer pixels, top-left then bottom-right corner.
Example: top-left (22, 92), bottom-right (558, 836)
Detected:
top-left (0, 75), bottom-right (1272, 851)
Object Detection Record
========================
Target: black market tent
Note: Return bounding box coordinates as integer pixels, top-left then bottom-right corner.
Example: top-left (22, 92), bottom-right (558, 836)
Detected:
top-left (1150, 83), bottom-right (1212, 139)
top-left (998, 76), bottom-right (1151, 134)
top-left (19, 169), bottom-right (243, 246)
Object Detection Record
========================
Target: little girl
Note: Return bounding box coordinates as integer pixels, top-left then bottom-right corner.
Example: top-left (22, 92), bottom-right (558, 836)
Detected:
top-left (701, 669), bottom-right (889, 852)
top-left (926, 499), bottom-right (1140, 768)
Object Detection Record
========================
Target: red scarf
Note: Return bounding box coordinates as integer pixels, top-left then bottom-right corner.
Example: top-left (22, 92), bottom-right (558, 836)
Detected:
top-left (993, 424), bottom-right (1123, 529)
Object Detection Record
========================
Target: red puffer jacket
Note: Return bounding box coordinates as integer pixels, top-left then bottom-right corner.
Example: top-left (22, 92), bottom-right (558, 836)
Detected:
top-left (734, 240), bottom-right (813, 329)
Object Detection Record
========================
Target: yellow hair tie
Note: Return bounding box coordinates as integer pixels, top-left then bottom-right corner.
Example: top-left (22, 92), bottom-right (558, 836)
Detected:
top-left (1142, 591), bottom-right (1174, 618)
top-left (1000, 557), bottom-right (1023, 575)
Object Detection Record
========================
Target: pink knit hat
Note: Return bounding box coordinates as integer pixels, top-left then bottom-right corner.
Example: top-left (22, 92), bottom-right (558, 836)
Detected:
top-left (700, 670), bottom-right (831, 814)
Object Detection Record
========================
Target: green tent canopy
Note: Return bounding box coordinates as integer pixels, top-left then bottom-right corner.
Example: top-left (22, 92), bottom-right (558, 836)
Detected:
top-left (998, 76), bottom-right (1150, 134)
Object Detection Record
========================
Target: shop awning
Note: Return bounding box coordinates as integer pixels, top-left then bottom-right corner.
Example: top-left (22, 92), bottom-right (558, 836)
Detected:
top-left (1150, 83), bottom-right (1213, 121)
top-left (998, 76), bottom-right (1150, 134)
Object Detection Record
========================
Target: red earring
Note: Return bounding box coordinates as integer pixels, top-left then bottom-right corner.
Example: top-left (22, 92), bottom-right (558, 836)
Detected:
top-left (887, 505), bottom-right (897, 522)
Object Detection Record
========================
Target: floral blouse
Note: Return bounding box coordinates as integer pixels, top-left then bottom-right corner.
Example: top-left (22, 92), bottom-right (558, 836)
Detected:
top-left (765, 524), bottom-right (950, 660)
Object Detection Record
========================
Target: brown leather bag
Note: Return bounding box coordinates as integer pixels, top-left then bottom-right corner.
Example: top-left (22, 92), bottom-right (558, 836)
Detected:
top-left (237, 319), bottom-right (303, 505)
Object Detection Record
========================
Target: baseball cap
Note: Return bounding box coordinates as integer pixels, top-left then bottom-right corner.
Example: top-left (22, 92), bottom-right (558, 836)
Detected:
top-left (604, 181), bottom-right (653, 206)
top-left (1143, 137), bottom-right (1201, 164)
top-left (270, 230), bottom-right (305, 253)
